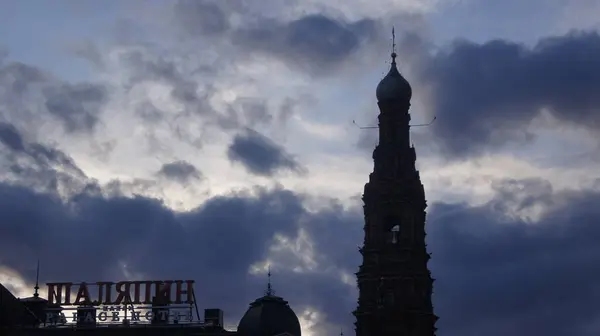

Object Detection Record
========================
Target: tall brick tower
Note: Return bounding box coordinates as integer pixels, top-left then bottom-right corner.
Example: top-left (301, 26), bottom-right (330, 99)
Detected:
top-left (353, 33), bottom-right (438, 335)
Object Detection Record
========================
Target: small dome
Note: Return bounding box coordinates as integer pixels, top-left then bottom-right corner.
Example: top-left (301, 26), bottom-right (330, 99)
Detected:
top-left (376, 53), bottom-right (412, 102)
top-left (237, 294), bottom-right (301, 336)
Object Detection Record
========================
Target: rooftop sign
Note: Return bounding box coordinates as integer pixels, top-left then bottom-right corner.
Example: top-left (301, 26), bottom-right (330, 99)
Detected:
top-left (46, 280), bottom-right (195, 306)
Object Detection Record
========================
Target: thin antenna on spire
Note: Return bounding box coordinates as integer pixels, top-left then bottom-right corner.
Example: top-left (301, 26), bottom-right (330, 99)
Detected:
top-left (352, 116), bottom-right (437, 130)
top-left (265, 266), bottom-right (274, 296)
top-left (392, 26), bottom-right (396, 54)
top-left (33, 259), bottom-right (40, 298)
top-left (410, 116), bottom-right (437, 127)
top-left (391, 26), bottom-right (397, 64)
top-left (352, 120), bottom-right (378, 129)
top-left (340, 328), bottom-right (344, 336)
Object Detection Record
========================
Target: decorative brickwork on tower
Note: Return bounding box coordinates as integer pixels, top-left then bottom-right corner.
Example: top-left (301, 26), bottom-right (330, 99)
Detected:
top-left (353, 48), bottom-right (438, 335)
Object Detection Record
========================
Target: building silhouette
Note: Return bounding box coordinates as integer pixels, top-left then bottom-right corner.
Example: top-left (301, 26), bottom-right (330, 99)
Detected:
top-left (353, 39), bottom-right (438, 334)
top-left (0, 270), bottom-right (301, 335)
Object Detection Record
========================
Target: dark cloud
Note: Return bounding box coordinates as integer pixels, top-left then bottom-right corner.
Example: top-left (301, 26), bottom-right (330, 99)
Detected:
top-left (227, 129), bottom-right (305, 177)
top-left (157, 160), bottom-right (202, 184)
top-left (0, 177), bottom-right (356, 333)
top-left (430, 178), bottom-right (600, 336)
top-left (2, 130), bottom-right (600, 335)
top-left (420, 30), bottom-right (600, 158)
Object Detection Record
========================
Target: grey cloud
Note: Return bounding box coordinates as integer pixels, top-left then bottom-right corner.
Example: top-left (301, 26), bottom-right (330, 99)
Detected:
top-left (419, 30), bottom-right (600, 158)
top-left (119, 49), bottom-right (237, 131)
top-left (174, 0), bottom-right (231, 36)
top-left (230, 97), bottom-right (273, 126)
top-left (0, 47), bottom-right (7, 62)
top-left (0, 122), bottom-right (25, 151)
top-left (227, 129), bottom-right (306, 177)
top-left (278, 97), bottom-right (298, 123)
top-left (114, 48), bottom-right (247, 150)
top-left (0, 122), bottom-right (87, 195)
top-left (89, 139), bottom-right (117, 162)
top-left (0, 61), bottom-right (46, 95)
top-left (102, 178), bottom-right (159, 199)
top-left (112, 5), bottom-right (387, 152)
top-left (135, 101), bottom-right (164, 124)
top-left (233, 14), bottom-right (377, 75)
top-left (43, 82), bottom-right (108, 132)
top-left (117, 47), bottom-right (317, 152)
top-left (157, 160), bottom-right (203, 184)
top-left (276, 94), bottom-right (318, 126)
top-left (69, 40), bottom-right (105, 70)
top-left (0, 58), bottom-right (108, 134)
top-left (170, 1), bottom-right (378, 75)
top-left (120, 50), bottom-right (201, 104)
top-left (27, 143), bottom-right (87, 179)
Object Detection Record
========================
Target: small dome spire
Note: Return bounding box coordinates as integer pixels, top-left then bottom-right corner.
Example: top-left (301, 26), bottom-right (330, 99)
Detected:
top-left (34, 259), bottom-right (40, 298)
top-left (265, 266), bottom-right (274, 296)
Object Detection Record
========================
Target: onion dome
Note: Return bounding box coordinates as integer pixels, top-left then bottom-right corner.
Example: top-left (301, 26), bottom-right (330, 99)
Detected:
top-left (375, 51), bottom-right (412, 102)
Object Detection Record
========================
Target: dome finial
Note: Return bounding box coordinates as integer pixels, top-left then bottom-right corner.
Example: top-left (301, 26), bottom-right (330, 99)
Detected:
top-left (391, 26), bottom-right (397, 65)
top-left (265, 266), bottom-right (275, 296)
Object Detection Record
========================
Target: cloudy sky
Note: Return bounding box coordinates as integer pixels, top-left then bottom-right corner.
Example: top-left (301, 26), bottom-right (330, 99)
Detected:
top-left (0, 0), bottom-right (599, 335)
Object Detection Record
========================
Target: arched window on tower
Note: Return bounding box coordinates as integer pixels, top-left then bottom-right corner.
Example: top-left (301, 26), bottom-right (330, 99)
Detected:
top-left (390, 225), bottom-right (400, 244)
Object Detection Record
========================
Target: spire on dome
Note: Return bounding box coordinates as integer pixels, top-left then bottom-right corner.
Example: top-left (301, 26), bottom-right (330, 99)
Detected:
top-left (33, 259), bottom-right (40, 298)
top-left (265, 266), bottom-right (275, 296)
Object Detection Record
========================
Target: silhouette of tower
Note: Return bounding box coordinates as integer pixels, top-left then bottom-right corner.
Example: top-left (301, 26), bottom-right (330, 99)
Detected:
top-left (353, 28), bottom-right (438, 335)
